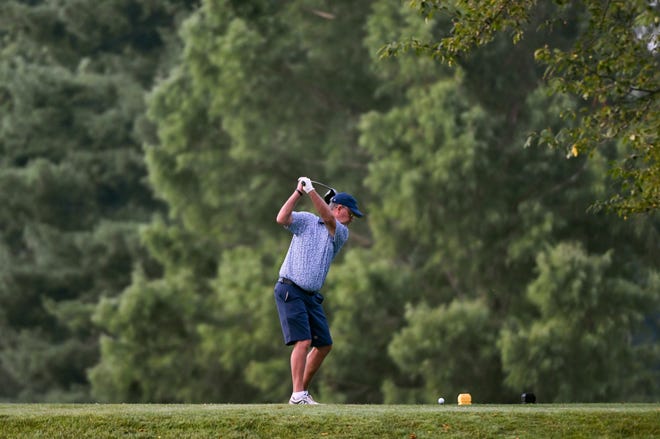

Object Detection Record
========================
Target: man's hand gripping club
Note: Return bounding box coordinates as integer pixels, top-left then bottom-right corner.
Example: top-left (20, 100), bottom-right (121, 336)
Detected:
top-left (298, 177), bottom-right (314, 193)
top-left (292, 176), bottom-right (336, 236)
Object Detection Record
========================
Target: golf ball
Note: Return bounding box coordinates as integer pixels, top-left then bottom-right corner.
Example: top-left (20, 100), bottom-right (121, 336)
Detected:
top-left (437, 397), bottom-right (445, 404)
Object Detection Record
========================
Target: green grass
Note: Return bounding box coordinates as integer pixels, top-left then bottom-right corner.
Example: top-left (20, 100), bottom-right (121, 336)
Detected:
top-left (0, 403), bottom-right (658, 438)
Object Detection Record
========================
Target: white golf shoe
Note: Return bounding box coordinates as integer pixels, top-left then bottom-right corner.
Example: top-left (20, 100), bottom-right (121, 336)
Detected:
top-left (288, 391), bottom-right (320, 405)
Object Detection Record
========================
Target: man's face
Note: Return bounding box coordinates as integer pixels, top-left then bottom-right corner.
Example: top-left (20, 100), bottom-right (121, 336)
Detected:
top-left (334, 204), bottom-right (354, 225)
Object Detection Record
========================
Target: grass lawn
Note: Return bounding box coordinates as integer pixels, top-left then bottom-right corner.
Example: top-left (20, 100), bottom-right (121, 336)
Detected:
top-left (0, 403), bottom-right (658, 438)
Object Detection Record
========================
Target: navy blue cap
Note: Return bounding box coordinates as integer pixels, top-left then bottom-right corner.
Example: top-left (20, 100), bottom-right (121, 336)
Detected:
top-left (331, 192), bottom-right (363, 218)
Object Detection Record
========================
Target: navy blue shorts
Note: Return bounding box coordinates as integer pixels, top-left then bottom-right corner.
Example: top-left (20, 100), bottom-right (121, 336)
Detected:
top-left (274, 280), bottom-right (333, 347)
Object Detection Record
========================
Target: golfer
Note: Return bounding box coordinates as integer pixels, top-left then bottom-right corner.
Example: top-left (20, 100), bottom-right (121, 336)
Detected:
top-left (274, 176), bottom-right (363, 404)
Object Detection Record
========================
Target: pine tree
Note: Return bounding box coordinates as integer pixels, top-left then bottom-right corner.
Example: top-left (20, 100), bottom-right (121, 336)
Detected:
top-left (0, 0), bottom-right (196, 402)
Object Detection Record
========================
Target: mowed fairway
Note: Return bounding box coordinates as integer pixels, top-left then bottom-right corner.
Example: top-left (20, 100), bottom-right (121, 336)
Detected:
top-left (0, 403), bottom-right (658, 438)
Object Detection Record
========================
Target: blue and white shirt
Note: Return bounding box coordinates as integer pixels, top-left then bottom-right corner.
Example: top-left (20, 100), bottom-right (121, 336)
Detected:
top-left (278, 211), bottom-right (349, 292)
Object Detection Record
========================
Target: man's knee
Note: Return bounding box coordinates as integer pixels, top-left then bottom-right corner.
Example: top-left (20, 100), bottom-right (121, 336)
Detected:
top-left (294, 339), bottom-right (312, 350)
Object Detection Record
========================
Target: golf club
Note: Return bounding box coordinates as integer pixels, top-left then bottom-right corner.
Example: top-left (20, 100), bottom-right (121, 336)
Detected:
top-left (300, 180), bottom-right (337, 204)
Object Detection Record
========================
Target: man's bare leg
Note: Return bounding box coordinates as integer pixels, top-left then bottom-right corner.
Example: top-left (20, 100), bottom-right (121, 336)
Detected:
top-left (291, 340), bottom-right (312, 392)
top-left (303, 345), bottom-right (332, 390)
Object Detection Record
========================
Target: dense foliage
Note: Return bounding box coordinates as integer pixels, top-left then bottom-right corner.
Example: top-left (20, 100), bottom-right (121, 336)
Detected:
top-left (0, 0), bottom-right (197, 401)
top-left (1, 0), bottom-right (658, 404)
top-left (381, 0), bottom-right (660, 215)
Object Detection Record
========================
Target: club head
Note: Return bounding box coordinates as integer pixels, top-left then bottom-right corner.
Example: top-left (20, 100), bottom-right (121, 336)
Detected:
top-left (323, 188), bottom-right (336, 204)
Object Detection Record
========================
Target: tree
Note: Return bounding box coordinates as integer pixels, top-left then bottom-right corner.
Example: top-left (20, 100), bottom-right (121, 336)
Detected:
top-left (381, 0), bottom-right (660, 216)
top-left (387, 299), bottom-right (502, 404)
top-left (359, 0), bottom-right (660, 403)
top-left (0, 0), bottom-right (196, 402)
top-left (500, 242), bottom-right (660, 402)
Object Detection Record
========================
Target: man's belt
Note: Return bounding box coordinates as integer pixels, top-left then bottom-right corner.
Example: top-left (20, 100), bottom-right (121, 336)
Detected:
top-left (278, 277), bottom-right (316, 295)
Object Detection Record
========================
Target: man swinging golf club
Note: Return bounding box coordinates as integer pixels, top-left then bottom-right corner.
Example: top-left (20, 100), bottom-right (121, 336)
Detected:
top-left (274, 176), bottom-right (363, 404)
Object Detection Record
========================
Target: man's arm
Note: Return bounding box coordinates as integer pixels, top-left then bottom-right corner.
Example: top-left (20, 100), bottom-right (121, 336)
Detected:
top-left (309, 189), bottom-right (336, 236)
top-left (299, 177), bottom-right (337, 237)
top-left (276, 181), bottom-right (305, 226)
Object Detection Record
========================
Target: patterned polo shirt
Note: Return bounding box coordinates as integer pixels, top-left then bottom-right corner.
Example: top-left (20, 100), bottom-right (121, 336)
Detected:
top-left (278, 211), bottom-right (349, 292)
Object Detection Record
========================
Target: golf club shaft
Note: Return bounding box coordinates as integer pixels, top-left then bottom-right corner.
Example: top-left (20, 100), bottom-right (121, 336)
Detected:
top-left (310, 180), bottom-right (334, 191)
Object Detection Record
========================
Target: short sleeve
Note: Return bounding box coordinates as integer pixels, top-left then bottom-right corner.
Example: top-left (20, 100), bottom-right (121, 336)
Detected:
top-left (285, 211), bottom-right (315, 235)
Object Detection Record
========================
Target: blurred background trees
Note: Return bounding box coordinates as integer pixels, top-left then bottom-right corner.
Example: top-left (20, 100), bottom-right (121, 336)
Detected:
top-left (0, 0), bottom-right (197, 401)
top-left (384, 0), bottom-right (660, 215)
top-left (1, 0), bottom-right (658, 403)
